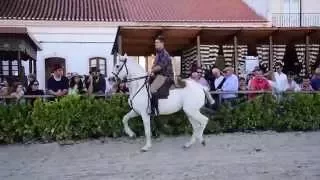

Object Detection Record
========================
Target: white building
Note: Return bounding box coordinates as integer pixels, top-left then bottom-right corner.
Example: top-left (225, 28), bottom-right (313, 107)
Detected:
top-left (0, 0), bottom-right (268, 89)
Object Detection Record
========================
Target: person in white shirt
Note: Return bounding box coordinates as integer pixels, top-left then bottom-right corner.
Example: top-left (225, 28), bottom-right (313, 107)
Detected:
top-left (211, 68), bottom-right (224, 90)
top-left (286, 72), bottom-right (300, 92)
top-left (274, 62), bottom-right (289, 92)
top-left (221, 67), bottom-right (238, 101)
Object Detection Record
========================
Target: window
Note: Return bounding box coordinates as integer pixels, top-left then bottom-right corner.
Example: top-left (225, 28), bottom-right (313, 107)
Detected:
top-left (89, 57), bottom-right (107, 75)
top-left (0, 60), bottom-right (18, 76)
top-left (284, 0), bottom-right (300, 13)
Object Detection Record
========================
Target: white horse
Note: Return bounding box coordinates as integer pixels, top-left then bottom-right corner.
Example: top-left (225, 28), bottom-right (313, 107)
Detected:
top-left (112, 55), bottom-right (210, 151)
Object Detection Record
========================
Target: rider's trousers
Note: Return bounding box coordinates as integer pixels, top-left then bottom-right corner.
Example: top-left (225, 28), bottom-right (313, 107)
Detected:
top-left (150, 75), bottom-right (167, 93)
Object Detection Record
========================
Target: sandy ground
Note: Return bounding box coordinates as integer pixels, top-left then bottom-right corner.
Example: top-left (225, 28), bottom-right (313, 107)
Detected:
top-left (0, 131), bottom-right (320, 180)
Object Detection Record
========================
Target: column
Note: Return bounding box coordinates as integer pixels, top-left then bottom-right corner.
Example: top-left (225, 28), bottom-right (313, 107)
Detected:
top-left (269, 35), bottom-right (273, 71)
top-left (233, 35), bottom-right (238, 74)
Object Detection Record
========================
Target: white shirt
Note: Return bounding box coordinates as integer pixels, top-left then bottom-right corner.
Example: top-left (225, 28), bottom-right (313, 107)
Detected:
top-left (221, 74), bottom-right (238, 99)
top-left (287, 80), bottom-right (301, 92)
top-left (214, 76), bottom-right (224, 90)
top-left (274, 72), bottom-right (289, 92)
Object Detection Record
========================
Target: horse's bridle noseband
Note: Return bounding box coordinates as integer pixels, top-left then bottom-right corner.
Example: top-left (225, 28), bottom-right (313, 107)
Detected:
top-left (112, 58), bottom-right (148, 83)
top-left (112, 58), bottom-right (128, 81)
top-left (112, 57), bottom-right (151, 113)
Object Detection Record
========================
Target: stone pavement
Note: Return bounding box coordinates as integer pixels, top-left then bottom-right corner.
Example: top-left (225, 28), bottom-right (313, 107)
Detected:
top-left (1, 131), bottom-right (320, 180)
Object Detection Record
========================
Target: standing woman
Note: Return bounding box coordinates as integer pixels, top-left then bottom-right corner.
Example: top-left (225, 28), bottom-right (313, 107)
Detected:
top-left (69, 73), bottom-right (87, 95)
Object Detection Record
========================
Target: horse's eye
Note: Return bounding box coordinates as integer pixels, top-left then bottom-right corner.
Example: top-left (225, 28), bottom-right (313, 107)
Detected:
top-left (116, 65), bottom-right (120, 68)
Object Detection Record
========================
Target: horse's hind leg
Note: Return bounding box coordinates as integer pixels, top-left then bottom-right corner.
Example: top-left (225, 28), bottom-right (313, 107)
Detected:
top-left (185, 110), bottom-right (208, 146)
top-left (122, 110), bottom-right (139, 138)
top-left (183, 114), bottom-right (198, 149)
top-left (192, 111), bottom-right (209, 145)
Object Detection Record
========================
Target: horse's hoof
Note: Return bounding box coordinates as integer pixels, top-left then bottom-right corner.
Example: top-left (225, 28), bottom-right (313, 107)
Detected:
top-left (140, 145), bottom-right (151, 152)
top-left (201, 140), bottom-right (206, 146)
top-left (183, 144), bottom-right (191, 149)
top-left (129, 133), bottom-right (136, 139)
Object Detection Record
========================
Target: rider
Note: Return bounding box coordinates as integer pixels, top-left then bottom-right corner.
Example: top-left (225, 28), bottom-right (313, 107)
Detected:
top-left (149, 35), bottom-right (174, 116)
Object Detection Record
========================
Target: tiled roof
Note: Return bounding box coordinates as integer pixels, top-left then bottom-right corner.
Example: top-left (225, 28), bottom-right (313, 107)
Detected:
top-left (0, 0), bottom-right (266, 22)
top-left (0, 0), bottom-right (127, 21)
top-left (124, 0), bottom-right (266, 22)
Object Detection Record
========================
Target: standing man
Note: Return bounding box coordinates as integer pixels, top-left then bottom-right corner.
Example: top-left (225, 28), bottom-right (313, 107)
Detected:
top-left (47, 64), bottom-right (69, 97)
top-left (86, 67), bottom-right (106, 95)
top-left (221, 67), bottom-right (239, 105)
top-left (150, 36), bottom-right (174, 116)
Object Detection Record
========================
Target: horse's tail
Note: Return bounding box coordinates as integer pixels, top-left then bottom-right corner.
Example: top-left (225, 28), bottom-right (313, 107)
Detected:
top-left (175, 77), bottom-right (186, 88)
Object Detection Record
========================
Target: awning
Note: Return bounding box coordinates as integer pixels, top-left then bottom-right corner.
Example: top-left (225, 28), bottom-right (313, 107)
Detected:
top-left (0, 27), bottom-right (42, 60)
top-left (112, 26), bottom-right (320, 56)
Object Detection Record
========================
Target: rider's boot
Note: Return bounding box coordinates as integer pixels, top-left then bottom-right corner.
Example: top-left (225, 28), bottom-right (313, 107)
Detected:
top-left (150, 93), bottom-right (159, 117)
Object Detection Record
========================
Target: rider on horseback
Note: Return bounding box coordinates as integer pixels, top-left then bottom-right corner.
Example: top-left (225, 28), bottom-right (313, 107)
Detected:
top-left (149, 35), bottom-right (174, 116)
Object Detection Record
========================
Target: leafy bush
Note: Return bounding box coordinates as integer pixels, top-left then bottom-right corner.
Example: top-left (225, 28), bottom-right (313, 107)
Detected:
top-left (0, 93), bottom-right (319, 144)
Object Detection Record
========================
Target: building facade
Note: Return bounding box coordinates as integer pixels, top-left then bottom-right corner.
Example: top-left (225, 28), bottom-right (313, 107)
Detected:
top-left (0, 0), bottom-right (267, 89)
top-left (244, 0), bottom-right (320, 27)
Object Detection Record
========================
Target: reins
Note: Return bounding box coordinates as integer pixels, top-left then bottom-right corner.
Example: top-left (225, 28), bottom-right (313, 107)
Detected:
top-left (113, 58), bottom-right (151, 114)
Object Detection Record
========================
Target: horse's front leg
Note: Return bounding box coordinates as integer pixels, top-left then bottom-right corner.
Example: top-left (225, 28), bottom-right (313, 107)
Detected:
top-left (122, 110), bottom-right (139, 138)
top-left (141, 113), bottom-right (152, 152)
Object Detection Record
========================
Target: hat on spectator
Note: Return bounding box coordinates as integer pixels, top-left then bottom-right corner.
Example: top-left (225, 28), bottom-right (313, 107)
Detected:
top-left (28, 73), bottom-right (36, 79)
top-left (89, 67), bottom-right (100, 74)
top-left (274, 62), bottom-right (284, 68)
top-left (71, 72), bottom-right (83, 78)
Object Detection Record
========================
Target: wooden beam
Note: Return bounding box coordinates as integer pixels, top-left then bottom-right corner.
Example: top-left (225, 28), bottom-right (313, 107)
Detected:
top-left (29, 59), bottom-right (33, 74)
top-left (33, 59), bottom-right (37, 75)
top-left (197, 35), bottom-right (201, 67)
top-left (118, 34), bottom-right (123, 55)
top-left (145, 56), bottom-right (148, 71)
top-left (233, 35), bottom-right (238, 74)
top-left (269, 35), bottom-right (273, 71)
top-left (17, 51), bottom-right (22, 79)
top-left (305, 34), bottom-right (310, 76)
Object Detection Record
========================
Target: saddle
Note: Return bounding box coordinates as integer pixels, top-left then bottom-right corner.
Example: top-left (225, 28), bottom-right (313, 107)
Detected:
top-left (149, 77), bottom-right (185, 116)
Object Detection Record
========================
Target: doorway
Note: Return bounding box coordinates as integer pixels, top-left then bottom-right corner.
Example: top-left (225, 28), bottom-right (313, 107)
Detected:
top-left (45, 57), bottom-right (66, 88)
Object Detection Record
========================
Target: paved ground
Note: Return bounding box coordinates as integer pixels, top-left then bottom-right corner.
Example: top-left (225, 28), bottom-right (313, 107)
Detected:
top-left (1, 131), bottom-right (320, 180)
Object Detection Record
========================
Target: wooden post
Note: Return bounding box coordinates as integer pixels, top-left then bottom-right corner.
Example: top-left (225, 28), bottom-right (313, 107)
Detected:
top-left (305, 34), bottom-right (310, 75)
top-left (196, 35), bottom-right (201, 67)
top-left (269, 35), bottom-right (273, 71)
top-left (33, 59), bottom-right (37, 75)
top-left (233, 35), bottom-right (238, 74)
top-left (29, 59), bottom-right (33, 74)
top-left (17, 51), bottom-right (22, 79)
top-left (145, 56), bottom-right (149, 71)
top-left (118, 34), bottom-right (123, 55)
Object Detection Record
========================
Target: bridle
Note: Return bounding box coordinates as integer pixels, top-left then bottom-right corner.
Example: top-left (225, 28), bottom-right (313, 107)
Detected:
top-left (112, 57), bottom-right (151, 113)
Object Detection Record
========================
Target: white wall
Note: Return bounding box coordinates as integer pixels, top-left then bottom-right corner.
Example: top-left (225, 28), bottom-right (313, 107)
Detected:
top-left (26, 26), bottom-right (118, 89)
top-left (243, 0), bottom-right (271, 21)
top-left (302, 0), bottom-right (320, 13)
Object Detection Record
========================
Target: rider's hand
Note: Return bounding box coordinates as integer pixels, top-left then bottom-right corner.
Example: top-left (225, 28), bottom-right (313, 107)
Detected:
top-left (148, 72), bottom-right (154, 77)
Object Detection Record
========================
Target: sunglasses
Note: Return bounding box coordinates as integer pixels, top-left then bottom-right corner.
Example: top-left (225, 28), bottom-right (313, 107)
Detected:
top-left (33, 84), bottom-right (39, 86)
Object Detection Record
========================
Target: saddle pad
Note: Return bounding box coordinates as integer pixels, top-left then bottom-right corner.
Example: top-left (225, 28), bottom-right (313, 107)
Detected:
top-left (156, 79), bottom-right (172, 99)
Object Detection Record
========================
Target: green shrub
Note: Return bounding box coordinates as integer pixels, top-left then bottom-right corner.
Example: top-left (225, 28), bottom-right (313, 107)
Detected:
top-left (0, 93), bottom-right (319, 144)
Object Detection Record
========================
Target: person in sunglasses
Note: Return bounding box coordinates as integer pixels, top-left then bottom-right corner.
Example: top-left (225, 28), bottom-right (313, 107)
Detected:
top-left (25, 80), bottom-right (44, 105)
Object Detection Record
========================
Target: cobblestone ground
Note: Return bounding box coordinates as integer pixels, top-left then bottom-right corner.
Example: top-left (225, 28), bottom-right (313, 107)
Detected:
top-left (1, 131), bottom-right (320, 180)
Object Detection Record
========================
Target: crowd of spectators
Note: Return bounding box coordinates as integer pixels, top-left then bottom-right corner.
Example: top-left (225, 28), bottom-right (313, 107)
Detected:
top-left (1, 62), bottom-right (320, 105)
top-left (0, 64), bottom-right (129, 104)
top-left (190, 62), bottom-right (320, 106)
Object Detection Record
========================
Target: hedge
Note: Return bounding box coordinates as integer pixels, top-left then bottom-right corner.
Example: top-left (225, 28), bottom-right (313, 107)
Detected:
top-left (0, 93), bottom-right (320, 144)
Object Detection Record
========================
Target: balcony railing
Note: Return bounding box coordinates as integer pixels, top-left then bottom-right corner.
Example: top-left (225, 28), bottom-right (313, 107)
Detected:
top-left (272, 13), bottom-right (320, 27)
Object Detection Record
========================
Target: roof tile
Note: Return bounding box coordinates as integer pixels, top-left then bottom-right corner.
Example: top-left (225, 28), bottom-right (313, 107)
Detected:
top-left (0, 0), bottom-right (266, 22)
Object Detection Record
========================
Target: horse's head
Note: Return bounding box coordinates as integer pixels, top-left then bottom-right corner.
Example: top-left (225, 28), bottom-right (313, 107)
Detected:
top-left (112, 53), bottom-right (129, 81)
